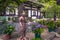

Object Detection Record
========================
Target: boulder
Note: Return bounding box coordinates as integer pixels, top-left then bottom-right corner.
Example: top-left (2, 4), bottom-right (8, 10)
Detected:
top-left (52, 37), bottom-right (60, 40)
top-left (41, 30), bottom-right (56, 40)
top-left (54, 27), bottom-right (60, 34)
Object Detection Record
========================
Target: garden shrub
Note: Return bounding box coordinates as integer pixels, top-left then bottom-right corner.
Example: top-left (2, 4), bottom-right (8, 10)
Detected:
top-left (56, 20), bottom-right (60, 27)
top-left (32, 22), bottom-right (44, 34)
top-left (46, 21), bottom-right (56, 29)
top-left (4, 24), bottom-right (15, 35)
top-left (38, 20), bottom-right (46, 25)
top-left (32, 19), bottom-right (35, 22)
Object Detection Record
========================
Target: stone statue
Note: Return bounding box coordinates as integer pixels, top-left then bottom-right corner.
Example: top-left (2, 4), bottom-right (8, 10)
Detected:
top-left (19, 14), bottom-right (27, 40)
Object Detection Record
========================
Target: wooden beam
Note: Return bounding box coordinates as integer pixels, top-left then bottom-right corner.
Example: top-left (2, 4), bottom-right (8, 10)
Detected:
top-left (31, 5), bottom-right (32, 18)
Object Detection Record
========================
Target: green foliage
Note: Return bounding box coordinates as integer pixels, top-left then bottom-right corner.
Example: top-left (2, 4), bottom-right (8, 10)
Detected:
top-left (0, 18), bottom-right (15, 34)
top-left (37, 0), bottom-right (50, 3)
top-left (37, 0), bottom-right (60, 18)
top-left (32, 38), bottom-right (42, 40)
top-left (4, 25), bottom-right (15, 35)
top-left (56, 20), bottom-right (60, 27)
top-left (32, 19), bottom-right (35, 22)
top-left (38, 20), bottom-right (45, 25)
top-left (0, 0), bottom-right (28, 14)
top-left (2, 19), bottom-right (7, 24)
top-left (32, 24), bottom-right (44, 34)
top-left (32, 28), bottom-right (44, 34)
top-left (0, 19), bottom-right (7, 34)
top-left (46, 21), bottom-right (56, 29)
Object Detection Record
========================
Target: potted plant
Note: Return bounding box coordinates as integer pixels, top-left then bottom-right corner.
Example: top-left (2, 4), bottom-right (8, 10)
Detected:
top-left (3, 25), bottom-right (15, 40)
top-left (32, 22), bottom-right (44, 39)
top-left (46, 21), bottom-right (55, 32)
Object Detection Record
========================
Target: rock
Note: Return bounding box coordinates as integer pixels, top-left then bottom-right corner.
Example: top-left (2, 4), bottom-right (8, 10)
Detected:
top-left (52, 37), bottom-right (60, 40)
top-left (41, 31), bottom-right (56, 40)
top-left (55, 33), bottom-right (60, 38)
top-left (0, 39), bottom-right (3, 40)
top-left (11, 32), bottom-right (20, 38)
top-left (54, 27), bottom-right (60, 33)
top-left (51, 32), bottom-right (60, 38)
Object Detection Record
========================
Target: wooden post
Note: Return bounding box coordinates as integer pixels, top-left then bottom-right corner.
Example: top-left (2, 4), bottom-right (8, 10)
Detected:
top-left (37, 8), bottom-right (38, 18)
top-left (54, 12), bottom-right (56, 21)
top-left (31, 5), bottom-right (32, 18)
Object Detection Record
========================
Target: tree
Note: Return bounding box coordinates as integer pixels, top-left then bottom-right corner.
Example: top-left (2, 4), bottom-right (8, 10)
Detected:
top-left (0, 0), bottom-right (28, 15)
top-left (37, 0), bottom-right (60, 20)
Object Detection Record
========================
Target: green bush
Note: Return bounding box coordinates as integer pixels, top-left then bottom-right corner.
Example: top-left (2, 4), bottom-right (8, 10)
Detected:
top-left (32, 22), bottom-right (44, 34)
top-left (32, 27), bottom-right (44, 34)
top-left (38, 20), bottom-right (46, 25)
top-left (0, 19), bottom-right (7, 34)
top-left (1, 18), bottom-right (7, 24)
top-left (4, 25), bottom-right (15, 35)
top-left (46, 21), bottom-right (56, 29)
top-left (32, 19), bottom-right (35, 22)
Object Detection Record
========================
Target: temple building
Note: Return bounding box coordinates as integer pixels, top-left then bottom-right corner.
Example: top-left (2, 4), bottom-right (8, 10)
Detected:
top-left (0, 0), bottom-right (43, 22)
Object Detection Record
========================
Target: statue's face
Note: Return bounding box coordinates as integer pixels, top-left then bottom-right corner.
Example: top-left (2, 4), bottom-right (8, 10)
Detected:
top-left (22, 14), bottom-right (25, 17)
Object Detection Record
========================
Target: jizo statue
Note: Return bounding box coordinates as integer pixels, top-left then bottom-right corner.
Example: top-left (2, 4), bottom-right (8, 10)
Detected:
top-left (19, 14), bottom-right (27, 40)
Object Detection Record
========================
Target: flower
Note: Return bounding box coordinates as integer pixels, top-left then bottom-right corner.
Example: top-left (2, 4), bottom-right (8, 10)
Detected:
top-left (31, 22), bottom-right (37, 25)
top-left (32, 23), bottom-right (44, 34)
top-left (41, 25), bottom-right (46, 28)
top-left (32, 28), bottom-right (37, 30)
top-left (36, 24), bottom-right (42, 28)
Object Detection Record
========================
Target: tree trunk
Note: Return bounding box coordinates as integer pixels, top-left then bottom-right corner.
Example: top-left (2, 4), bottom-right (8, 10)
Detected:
top-left (54, 12), bottom-right (56, 21)
top-left (0, 11), bottom-right (3, 16)
top-left (0, 7), bottom-right (6, 16)
top-left (3, 7), bottom-right (6, 16)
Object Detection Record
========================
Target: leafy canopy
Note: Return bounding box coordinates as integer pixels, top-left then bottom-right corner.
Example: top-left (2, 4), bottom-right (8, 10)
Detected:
top-left (0, 0), bottom-right (28, 13)
top-left (37, 0), bottom-right (60, 18)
